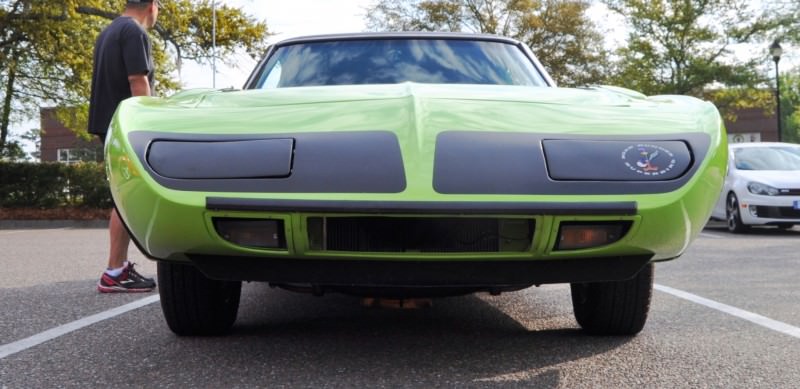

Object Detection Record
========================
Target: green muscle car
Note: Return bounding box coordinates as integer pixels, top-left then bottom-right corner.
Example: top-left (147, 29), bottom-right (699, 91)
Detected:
top-left (106, 32), bottom-right (727, 336)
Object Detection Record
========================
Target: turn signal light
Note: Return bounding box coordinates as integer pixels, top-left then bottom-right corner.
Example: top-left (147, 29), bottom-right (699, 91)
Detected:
top-left (556, 222), bottom-right (630, 251)
top-left (214, 218), bottom-right (286, 249)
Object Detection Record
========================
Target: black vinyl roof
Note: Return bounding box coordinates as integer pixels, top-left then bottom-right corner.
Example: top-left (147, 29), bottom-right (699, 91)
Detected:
top-left (274, 32), bottom-right (523, 46)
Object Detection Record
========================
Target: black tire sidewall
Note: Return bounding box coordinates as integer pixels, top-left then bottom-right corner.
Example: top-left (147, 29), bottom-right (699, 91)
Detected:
top-left (571, 263), bottom-right (654, 336)
top-left (158, 261), bottom-right (242, 336)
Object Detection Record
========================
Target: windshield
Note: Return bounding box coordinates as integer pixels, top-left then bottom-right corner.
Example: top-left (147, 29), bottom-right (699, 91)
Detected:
top-left (734, 146), bottom-right (800, 171)
top-left (253, 39), bottom-right (547, 88)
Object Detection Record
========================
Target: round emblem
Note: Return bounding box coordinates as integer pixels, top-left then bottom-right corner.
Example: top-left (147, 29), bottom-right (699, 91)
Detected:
top-left (621, 144), bottom-right (677, 176)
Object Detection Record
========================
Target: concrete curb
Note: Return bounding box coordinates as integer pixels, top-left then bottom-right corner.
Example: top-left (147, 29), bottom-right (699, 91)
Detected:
top-left (0, 220), bottom-right (108, 229)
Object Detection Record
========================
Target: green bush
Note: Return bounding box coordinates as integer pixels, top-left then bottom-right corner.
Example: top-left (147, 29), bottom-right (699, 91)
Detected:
top-left (0, 161), bottom-right (111, 208)
top-left (64, 162), bottom-right (113, 208)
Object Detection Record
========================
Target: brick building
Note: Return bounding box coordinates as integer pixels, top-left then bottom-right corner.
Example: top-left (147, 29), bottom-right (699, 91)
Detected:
top-left (725, 107), bottom-right (780, 144)
top-left (39, 108), bottom-right (102, 163)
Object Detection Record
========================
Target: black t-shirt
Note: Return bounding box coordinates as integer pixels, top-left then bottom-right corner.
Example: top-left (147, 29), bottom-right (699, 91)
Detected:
top-left (88, 16), bottom-right (154, 137)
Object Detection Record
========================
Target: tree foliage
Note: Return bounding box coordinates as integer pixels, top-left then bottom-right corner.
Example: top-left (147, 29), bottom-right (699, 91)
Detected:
top-left (770, 1), bottom-right (799, 44)
top-left (704, 87), bottom-right (774, 123)
top-left (365, 0), bottom-right (610, 87)
top-left (777, 73), bottom-right (800, 143)
top-left (604, 0), bottom-right (780, 98)
top-left (0, 0), bottom-right (270, 153)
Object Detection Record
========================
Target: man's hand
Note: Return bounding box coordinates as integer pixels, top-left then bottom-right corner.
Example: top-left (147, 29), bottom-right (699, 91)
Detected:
top-left (128, 74), bottom-right (151, 97)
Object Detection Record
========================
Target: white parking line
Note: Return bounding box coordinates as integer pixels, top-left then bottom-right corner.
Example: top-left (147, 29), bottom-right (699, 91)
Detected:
top-left (655, 284), bottom-right (800, 339)
top-left (3, 285), bottom-right (796, 360)
top-left (0, 295), bottom-right (160, 360)
top-left (0, 228), bottom-right (70, 236)
top-left (699, 231), bottom-right (726, 239)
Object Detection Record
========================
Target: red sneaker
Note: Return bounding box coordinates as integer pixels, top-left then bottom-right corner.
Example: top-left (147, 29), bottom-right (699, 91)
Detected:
top-left (97, 263), bottom-right (156, 293)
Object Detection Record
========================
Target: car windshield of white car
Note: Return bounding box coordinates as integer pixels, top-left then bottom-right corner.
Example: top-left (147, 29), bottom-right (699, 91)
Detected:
top-left (734, 147), bottom-right (800, 171)
top-left (255, 39), bottom-right (547, 88)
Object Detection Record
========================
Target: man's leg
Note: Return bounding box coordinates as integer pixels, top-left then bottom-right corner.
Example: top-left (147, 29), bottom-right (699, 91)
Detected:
top-left (97, 209), bottom-right (155, 292)
top-left (107, 208), bottom-right (130, 269)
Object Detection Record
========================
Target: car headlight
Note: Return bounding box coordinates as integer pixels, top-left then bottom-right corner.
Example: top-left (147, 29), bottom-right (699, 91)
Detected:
top-left (747, 182), bottom-right (779, 196)
top-left (543, 140), bottom-right (692, 181)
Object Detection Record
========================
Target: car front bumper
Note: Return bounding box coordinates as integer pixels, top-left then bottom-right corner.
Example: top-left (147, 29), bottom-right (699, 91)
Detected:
top-left (736, 192), bottom-right (800, 225)
top-left (108, 128), bottom-right (727, 287)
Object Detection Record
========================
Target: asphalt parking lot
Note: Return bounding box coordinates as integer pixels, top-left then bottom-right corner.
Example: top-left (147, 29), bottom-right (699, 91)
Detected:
top-left (1, 224), bottom-right (798, 388)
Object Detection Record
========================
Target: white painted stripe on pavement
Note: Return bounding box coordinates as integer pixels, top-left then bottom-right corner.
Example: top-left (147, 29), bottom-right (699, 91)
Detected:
top-left (655, 284), bottom-right (800, 339)
top-left (0, 230), bottom-right (28, 235)
top-left (0, 295), bottom-right (160, 359)
top-left (0, 228), bottom-right (70, 236)
top-left (699, 232), bottom-right (725, 239)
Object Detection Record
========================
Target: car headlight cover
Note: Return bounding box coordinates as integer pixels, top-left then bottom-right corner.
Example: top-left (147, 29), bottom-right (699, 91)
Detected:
top-left (147, 138), bottom-right (294, 179)
top-left (747, 182), bottom-right (779, 196)
top-left (543, 140), bottom-right (692, 181)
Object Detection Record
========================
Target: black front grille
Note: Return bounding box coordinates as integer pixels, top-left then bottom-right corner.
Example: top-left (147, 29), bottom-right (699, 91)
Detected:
top-left (755, 206), bottom-right (800, 219)
top-left (307, 217), bottom-right (534, 253)
top-left (778, 189), bottom-right (800, 196)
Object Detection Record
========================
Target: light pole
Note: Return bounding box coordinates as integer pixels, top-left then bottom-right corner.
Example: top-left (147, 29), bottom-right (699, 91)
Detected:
top-left (770, 40), bottom-right (782, 142)
top-left (212, 0), bottom-right (217, 88)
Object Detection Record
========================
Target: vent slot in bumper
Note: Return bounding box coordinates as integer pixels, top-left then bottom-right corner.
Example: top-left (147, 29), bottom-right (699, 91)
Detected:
top-left (754, 206), bottom-right (800, 219)
top-left (307, 217), bottom-right (534, 253)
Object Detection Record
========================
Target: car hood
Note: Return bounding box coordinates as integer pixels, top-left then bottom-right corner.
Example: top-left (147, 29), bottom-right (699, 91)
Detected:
top-left (116, 82), bottom-right (721, 139)
top-left (162, 83), bottom-right (693, 109)
top-left (734, 170), bottom-right (800, 188)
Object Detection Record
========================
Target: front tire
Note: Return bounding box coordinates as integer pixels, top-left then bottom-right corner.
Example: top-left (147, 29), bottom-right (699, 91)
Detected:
top-left (571, 263), bottom-right (653, 336)
top-left (726, 193), bottom-right (750, 233)
top-left (158, 261), bottom-right (242, 336)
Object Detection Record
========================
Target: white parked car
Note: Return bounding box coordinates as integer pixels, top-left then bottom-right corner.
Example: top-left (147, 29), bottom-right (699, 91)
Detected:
top-left (711, 142), bottom-right (800, 232)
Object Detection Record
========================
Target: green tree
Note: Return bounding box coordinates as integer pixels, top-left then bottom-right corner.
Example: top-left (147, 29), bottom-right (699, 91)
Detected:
top-left (773, 1), bottom-right (799, 44)
top-left (773, 2), bottom-right (800, 143)
top-left (702, 87), bottom-right (774, 122)
top-left (365, 0), bottom-right (610, 86)
top-left (0, 0), bottom-right (270, 153)
top-left (604, 0), bottom-right (780, 99)
top-left (0, 140), bottom-right (26, 161)
top-left (778, 72), bottom-right (800, 143)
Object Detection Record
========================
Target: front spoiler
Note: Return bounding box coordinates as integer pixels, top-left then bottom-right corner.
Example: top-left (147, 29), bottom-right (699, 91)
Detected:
top-left (206, 197), bottom-right (638, 215)
top-left (187, 254), bottom-right (653, 286)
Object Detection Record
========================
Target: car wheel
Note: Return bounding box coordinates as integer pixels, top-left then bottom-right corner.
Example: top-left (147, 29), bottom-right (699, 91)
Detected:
top-left (570, 263), bottom-right (653, 336)
top-left (158, 261), bottom-right (241, 336)
top-left (726, 193), bottom-right (750, 233)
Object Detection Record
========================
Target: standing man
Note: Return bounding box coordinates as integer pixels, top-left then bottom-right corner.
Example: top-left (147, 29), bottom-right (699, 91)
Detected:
top-left (89, 0), bottom-right (160, 293)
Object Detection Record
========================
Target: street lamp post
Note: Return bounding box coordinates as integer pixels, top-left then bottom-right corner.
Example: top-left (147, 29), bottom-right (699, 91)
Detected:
top-left (770, 40), bottom-right (783, 142)
top-left (212, 0), bottom-right (217, 88)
